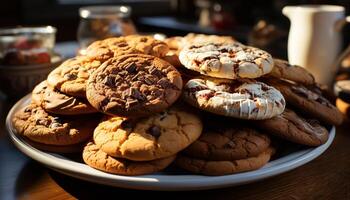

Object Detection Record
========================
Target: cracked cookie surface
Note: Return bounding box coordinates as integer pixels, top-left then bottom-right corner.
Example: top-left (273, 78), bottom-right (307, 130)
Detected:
top-left (83, 142), bottom-right (176, 175)
top-left (87, 54), bottom-right (183, 117)
top-left (183, 76), bottom-right (285, 119)
top-left (47, 56), bottom-right (103, 97)
top-left (12, 103), bottom-right (99, 145)
top-left (93, 107), bottom-right (203, 161)
top-left (85, 35), bottom-right (169, 61)
top-left (176, 147), bottom-right (274, 176)
top-left (266, 79), bottom-right (343, 125)
top-left (266, 59), bottom-right (315, 85)
top-left (255, 108), bottom-right (329, 146)
top-left (183, 125), bottom-right (270, 160)
top-left (179, 42), bottom-right (273, 79)
top-left (32, 81), bottom-right (97, 115)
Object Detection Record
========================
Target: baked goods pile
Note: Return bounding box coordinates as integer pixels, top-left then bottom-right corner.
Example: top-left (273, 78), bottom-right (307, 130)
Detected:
top-left (12, 34), bottom-right (343, 176)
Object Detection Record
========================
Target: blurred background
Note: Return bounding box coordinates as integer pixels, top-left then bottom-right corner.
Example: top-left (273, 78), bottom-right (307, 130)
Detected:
top-left (1, 0), bottom-right (350, 44)
top-left (1, 0), bottom-right (350, 100)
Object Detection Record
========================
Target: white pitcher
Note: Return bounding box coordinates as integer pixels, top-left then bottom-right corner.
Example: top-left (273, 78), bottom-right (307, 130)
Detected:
top-left (283, 5), bottom-right (350, 86)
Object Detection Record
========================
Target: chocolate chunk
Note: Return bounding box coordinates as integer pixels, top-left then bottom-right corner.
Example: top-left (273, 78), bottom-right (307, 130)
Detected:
top-left (149, 67), bottom-right (162, 77)
top-left (121, 119), bottom-right (133, 129)
top-left (64, 73), bottom-right (77, 80)
top-left (104, 75), bottom-right (117, 86)
top-left (117, 42), bottom-right (128, 47)
top-left (224, 141), bottom-right (236, 149)
top-left (144, 77), bottom-right (153, 85)
top-left (219, 48), bottom-right (229, 53)
top-left (261, 84), bottom-right (269, 91)
top-left (125, 63), bottom-right (137, 74)
top-left (157, 78), bottom-right (172, 88)
top-left (140, 37), bottom-right (148, 42)
top-left (100, 98), bottom-right (110, 109)
top-left (159, 111), bottom-right (167, 121)
top-left (147, 125), bottom-right (161, 138)
top-left (129, 87), bottom-right (145, 101)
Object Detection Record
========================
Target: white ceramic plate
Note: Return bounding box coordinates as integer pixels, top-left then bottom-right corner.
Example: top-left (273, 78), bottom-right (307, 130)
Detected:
top-left (6, 95), bottom-right (336, 191)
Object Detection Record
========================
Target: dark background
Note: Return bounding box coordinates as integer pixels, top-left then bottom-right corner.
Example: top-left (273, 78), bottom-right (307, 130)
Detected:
top-left (1, 0), bottom-right (350, 57)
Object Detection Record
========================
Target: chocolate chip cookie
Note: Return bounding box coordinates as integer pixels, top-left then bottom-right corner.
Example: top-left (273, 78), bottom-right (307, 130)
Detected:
top-left (183, 125), bottom-right (271, 160)
top-left (183, 77), bottom-right (285, 119)
top-left (93, 107), bottom-right (203, 161)
top-left (86, 54), bottom-right (183, 117)
top-left (255, 108), bottom-right (329, 146)
top-left (83, 142), bottom-right (176, 176)
top-left (32, 81), bottom-right (97, 115)
top-left (47, 56), bottom-right (103, 97)
top-left (176, 147), bottom-right (274, 176)
top-left (24, 138), bottom-right (86, 153)
top-left (179, 42), bottom-right (273, 79)
top-left (267, 79), bottom-right (343, 125)
top-left (266, 59), bottom-right (315, 85)
top-left (85, 35), bottom-right (169, 61)
top-left (12, 103), bottom-right (99, 145)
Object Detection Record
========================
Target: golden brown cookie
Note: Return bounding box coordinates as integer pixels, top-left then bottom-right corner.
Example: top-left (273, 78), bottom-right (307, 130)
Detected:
top-left (267, 79), bottom-right (343, 125)
top-left (32, 81), bottom-right (97, 115)
top-left (86, 54), bottom-right (183, 117)
top-left (255, 108), bottom-right (329, 146)
top-left (267, 59), bottom-right (315, 85)
top-left (93, 107), bottom-right (203, 161)
top-left (12, 103), bottom-right (99, 145)
top-left (24, 138), bottom-right (85, 153)
top-left (176, 148), bottom-right (274, 176)
top-left (83, 142), bottom-right (176, 176)
top-left (85, 35), bottom-right (169, 61)
top-left (183, 125), bottom-right (271, 161)
top-left (47, 56), bottom-right (103, 97)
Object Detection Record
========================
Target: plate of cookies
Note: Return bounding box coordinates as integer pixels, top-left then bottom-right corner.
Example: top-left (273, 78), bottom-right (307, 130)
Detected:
top-left (7, 34), bottom-right (342, 191)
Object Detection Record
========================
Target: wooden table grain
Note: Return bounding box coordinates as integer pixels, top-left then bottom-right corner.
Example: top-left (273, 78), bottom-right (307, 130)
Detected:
top-left (1, 100), bottom-right (350, 200)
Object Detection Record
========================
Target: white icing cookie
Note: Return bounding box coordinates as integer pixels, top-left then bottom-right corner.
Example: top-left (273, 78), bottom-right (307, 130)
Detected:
top-left (183, 77), bottom-right (285, 119)
top-left (179, 42), bottom-right (274, 79)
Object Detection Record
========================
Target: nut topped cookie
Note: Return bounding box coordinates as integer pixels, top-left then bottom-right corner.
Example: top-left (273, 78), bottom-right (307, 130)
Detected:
top-left (255, 108), bottom-right (329, 146)
top-left (87, 54), bottom-right (183, 117)
top-left (85, 35), bottom-right (169, 61)
top-left (267, 79), bottom-right (343, 125)
top-left (266, 59), bottom-right (315, 85)
top-left (183, 77), bottom-right (285, 119)
top-left (183, 125), bottom-right (271, 160)
top-left (32, 81), bottom-right (97, 115)
top-left (12, 103), bottom-right (99, 145)
top-left (47, 56), bottom-right (103, 97)
top-left (179, 42), bottom-right (274, 79)
top-left (93, 107), bottom-right (203, 161)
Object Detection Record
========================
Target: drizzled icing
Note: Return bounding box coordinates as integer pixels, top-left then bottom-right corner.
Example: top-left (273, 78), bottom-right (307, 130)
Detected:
top-left (184, 77), bottom-right (285, 119)
top-left (179, 42), bottom-right (274, 80)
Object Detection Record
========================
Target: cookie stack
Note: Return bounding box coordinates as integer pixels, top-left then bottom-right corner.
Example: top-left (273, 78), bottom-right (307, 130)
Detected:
top-left (11, 33), bottom-right (343, 177)
top-left (165, 33), bottom-right (342, 175)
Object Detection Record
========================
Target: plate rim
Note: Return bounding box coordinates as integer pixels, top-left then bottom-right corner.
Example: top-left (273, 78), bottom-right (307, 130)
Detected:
top-left (6, 94), bottom-right (336, 191)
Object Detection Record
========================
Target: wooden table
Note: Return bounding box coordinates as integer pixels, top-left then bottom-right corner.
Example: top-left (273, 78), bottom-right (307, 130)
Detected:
top-left (1, 99), bottom-right (350, 200)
